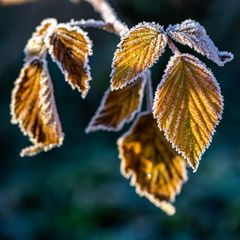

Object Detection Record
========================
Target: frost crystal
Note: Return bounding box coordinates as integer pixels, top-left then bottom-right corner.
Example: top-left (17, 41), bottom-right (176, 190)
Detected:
top-left (166, 19), bottom-right (233, 66)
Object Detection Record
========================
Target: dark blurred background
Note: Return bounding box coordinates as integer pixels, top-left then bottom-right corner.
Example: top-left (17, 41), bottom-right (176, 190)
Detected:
top-left (0, 0), bottom-right (240, 239)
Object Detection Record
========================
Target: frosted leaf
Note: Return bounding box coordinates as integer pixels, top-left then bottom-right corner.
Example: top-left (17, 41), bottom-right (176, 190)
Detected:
top-left (86, 75), bottom-right (146, 132)
top-left (11, 58), bottom-right (64, 157)
top-left (153, 53), bottom-right (223, 171)
top-left (24, 18), bottom-right (57, 60)
top-left (166, 19), bottom-right (233, 66)
top-left (111, 22), bottom-right (167, 90)
top-left (118, 113), bottom-right (187, 215)
top-left (46, 23), bottom-right (92, 98)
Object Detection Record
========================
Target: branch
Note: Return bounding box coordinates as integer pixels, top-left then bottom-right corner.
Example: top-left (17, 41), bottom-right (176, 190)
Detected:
top-left (167, 38), bottom-right (181, 55)
top-left (145, 70), bottom-right (153, 111)
top-left (69, 19), bottom-right (119, 35)
top-left (84, 0), bottom-right (128, 36)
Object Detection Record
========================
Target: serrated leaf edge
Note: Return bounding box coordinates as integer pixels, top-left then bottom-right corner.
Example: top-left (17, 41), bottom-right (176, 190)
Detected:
top-left (10, 57), bottom-right (64, 156)
top-left (153, 53), bottom-right (224, 171)
top-left (110, 22), bottom-right (168, 90)
top-left (166, 19), bottom-right (234, 67)
top-left (24, 18), bottom-right (58, 61)
top-left (117, 112), bottom-right (188, 215)
top-left (85, 75), bottom-right (147, 133)
top-left (45, 23), bottom-right (93, 98)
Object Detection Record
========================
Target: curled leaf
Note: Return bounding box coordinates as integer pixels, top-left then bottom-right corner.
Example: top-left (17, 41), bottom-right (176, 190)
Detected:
top-left (11, 58), bottom-right (64, 157)
top-left (166, 19), bottom-right (233, 66)
top-left (118, 113), bottom-right (187, 215)
top-left (24, 18), bottom-right (57, 60)
top-left (86, 75), bottom-right (146, 132)
top-left (46, 23), bottom-right (92, 98)
top-left (153, 53), bottom-right (223, 171)
top-left (111, 22), bottom-right (167, 90)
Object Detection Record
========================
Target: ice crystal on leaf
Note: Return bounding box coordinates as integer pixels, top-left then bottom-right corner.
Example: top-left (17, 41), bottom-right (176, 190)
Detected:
top-left (153, 54), bottom-right (223, 171)
top-left (111, 22), bottom-right (167, 90)
top-left (24, 18), bottom-right (57, 60)
top-left (86, 75), bottom-right (146, 132)
top-left (118, 113), bottom-right (187, 215)
top-left (9, 0), bottom-right (234, 215)
top-left (166, 19), bottom-right (233, 66)
top-left (46, 23), bottom-right (93, 98)
top-left (11, 58), bottom-right (64, 157)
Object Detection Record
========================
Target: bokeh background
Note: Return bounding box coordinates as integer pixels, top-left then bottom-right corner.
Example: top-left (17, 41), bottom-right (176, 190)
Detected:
top-left (0, 0), bottom-right (240, 239)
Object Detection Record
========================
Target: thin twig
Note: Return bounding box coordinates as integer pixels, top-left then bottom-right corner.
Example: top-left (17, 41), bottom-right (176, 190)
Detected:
top-left (84, 0), bottom-right (128, 36)
top-left (69, 19), bottom-right (118, 35)
top-left (145, 70), bottom-right (153, 111)
top-left (83, 0), bottom-right (154, 112)
top-left (167, 38), bottom-right (181, 55)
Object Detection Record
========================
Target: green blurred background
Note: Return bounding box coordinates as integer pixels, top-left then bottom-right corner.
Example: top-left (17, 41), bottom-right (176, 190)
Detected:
top-left (0, 0), bottom-right (240, 239)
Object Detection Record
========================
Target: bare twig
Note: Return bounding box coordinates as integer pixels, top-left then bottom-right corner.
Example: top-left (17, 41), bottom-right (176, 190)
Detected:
top-left (145, 70), bottom-right (153, 111)
top-left (69, 19), bottom-right (118, 35)
top-left (167, 38), bottom-right (181, 55)
top-left (83, 0), bottom-right (128, 36)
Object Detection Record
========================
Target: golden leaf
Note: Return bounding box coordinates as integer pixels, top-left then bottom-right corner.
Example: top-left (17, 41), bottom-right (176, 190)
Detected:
top-left (25, 18), bottom-right (57, 60)
top-left (153, 53), bottom-right (223, 171)
top-left (0, 0), bottom-right (38, 6)
top-left (11, 58), bottom-right (64, 157)
top-left (46, 24), bottom-right (92, 98)
top-left (118, 113), bottom-right (187, 215)
top-left (86, 76), bottom-right (146, 132)
top-left (111, 22), bottom-right (167, 90)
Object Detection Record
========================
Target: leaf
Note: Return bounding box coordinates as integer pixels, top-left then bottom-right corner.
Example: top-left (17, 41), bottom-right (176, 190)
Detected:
top-left (0, 0), bottom-right (38, 6)
top-left (46, 23), bottom-right (92, 98)
top-left (153, 53), bottom-right (223, 171)
top-left (11, 58), bottom-right (64, 157)
top-left (118, 113), bottom-right (187, 215)
top-left (24, 18), bottom-right (57, 60)
top-left (86, 75), bottom-right (146, 132)
top-left (166, 19), bottom-right (233, 66)
top-left (111, 22), bottom-right (167, 90)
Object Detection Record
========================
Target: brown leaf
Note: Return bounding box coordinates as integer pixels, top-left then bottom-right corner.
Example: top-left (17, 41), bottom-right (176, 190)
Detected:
top-left (46, 23), bottom-right (92, 98)
top-left (11, 58), bottom-right (64, 157)
top-left (25, 18), bottom-right (57, 60)
top-left (86, 76), bottom-right (146, 132)
top-left (111, 22), bottom-right (167, 90)
top-left (118, 113), bottom-right (187, 215)
top-left (153, 53), bottom-right (223, 171)
top-left (0, 0), bottom-right (38, 6)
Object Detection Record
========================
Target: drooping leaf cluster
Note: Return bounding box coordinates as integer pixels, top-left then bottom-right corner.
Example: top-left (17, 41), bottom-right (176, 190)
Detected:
top-left (11, 14), bottom-right (233, 215)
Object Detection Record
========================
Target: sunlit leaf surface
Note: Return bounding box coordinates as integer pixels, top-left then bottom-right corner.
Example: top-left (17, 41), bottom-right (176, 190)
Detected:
top-left (118, 113), bottom-right (187, 215)
top-left (166, 19), bottom-right (233, 66)
top-left (46, 24), bottom-right (92, 98)
top-left (11, 58), bottom-right (64, 157)
top-left (86, 76), bottom-right (146, 132)
top-left (25, 18), bottom-right (57, 60)
top-left (111, 22), bottom-right (167, 90)
top-left (153, 53), bottom-right (223, 171)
